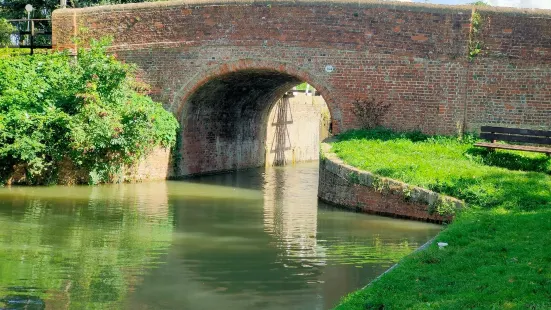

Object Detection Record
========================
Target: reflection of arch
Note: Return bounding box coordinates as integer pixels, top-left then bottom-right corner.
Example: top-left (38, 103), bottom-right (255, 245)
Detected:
top-left (262, 164), bottom-right (321, 263)
top-left (173, 60), bottom-right (336, 177)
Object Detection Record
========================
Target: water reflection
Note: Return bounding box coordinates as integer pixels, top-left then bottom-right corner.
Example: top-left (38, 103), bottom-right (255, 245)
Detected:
top-left (0, 163), bottom-right (441, 310)
top-left (0, 183), bottom-right (174, 310)
top-left (263, 165), bottom-right (323, 267)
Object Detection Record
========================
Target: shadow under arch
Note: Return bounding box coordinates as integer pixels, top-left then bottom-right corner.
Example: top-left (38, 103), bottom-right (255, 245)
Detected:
top-left (173, 59), bottom-right (336, 177)
top-left (174, 59), bottom-right (338, 122)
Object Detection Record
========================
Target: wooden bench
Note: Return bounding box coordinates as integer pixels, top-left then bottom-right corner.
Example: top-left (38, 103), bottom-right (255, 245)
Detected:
top-left (474, 126), bottom-right (551, 156)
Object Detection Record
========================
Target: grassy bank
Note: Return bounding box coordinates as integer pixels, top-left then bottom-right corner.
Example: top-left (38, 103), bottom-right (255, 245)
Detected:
top-left (331, 128), bottom-right (551, 309)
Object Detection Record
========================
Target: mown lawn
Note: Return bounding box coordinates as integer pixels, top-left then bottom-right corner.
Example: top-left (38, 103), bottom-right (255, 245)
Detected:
top-left (0, 48), bottom-right (47, 57)
top-left (331, 128), bottom-right (551, 309)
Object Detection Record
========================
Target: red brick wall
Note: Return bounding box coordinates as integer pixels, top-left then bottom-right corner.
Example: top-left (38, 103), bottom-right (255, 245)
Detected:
top-left (52, 1), bottom-right (551, 177)
top-left (464, 7), bottom-right (551, 131)
top-left (318, 164), bottom-right (447, 223)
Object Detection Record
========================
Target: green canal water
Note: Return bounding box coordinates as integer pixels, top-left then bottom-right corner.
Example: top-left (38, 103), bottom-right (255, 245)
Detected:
top-left (0, 162), bottom-right (441, 310)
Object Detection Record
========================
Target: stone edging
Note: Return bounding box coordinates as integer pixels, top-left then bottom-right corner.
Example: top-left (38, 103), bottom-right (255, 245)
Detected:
top-left (319, 142), bottom-right (465, 222)
top-left (361, 236), bottom-right (436, 290)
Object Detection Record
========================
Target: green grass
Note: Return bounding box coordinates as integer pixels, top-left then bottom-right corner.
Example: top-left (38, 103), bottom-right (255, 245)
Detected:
top-left (0, 47), bottom-right (48, 57)
top-left (331, 128), bottom-right (551, 309)
top-left (294, 82), bottom-right (316, 91)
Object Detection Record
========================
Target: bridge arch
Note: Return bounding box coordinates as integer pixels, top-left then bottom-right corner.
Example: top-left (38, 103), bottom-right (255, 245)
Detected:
top-left (174, 59), bottom-right (336, 177)
top-left (174, 59), bottom-right (338, 124)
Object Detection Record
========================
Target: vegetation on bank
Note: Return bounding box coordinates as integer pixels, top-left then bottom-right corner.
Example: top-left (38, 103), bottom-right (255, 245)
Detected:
top-left (0, 38), bottom-right (179, 185)
top-left (0, 19), bottom-right (14, 48)
top-left (331, 129), bottom-right (550, 212)
top-left (295, 82), bottom-right (316, 92)
top-left (331, 128), bottom-right (551, 309)
top-left (1, 1), bottom-right (160, 19)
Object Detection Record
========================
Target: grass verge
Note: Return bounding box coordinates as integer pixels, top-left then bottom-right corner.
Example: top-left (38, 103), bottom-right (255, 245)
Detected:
top-left (331, 128), bottom-right (551, 309)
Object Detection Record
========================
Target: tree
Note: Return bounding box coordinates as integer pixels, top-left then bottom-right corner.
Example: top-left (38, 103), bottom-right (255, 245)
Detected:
top-left (1, 0), bottom-right (60, 19)
top-left (0, 0), bottom-right (158, 19)
top-left (0, 18), bottom-right (14, 47)
top-left (0, 38), bottom-right (179, 185)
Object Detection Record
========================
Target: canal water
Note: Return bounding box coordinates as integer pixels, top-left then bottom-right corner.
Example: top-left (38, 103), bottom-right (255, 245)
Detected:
top-left (0, 162), bottom-right (440, 310)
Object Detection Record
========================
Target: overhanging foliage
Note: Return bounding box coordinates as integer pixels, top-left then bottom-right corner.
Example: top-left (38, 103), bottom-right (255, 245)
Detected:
top-left (0, 38), bottom-right (179, 184)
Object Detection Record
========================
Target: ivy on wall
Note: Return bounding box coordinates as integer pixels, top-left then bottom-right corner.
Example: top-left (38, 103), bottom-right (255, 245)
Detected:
top-left (468, 10), bottom-right (483, 60)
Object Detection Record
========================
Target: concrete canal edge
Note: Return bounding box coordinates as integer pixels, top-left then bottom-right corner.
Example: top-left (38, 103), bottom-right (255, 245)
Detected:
top-left (318, 141), bottom-right (466, 223)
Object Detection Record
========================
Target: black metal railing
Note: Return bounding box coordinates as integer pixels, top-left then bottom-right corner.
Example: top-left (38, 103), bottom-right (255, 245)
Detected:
top-left (7, 19), bottom-right (52, 54)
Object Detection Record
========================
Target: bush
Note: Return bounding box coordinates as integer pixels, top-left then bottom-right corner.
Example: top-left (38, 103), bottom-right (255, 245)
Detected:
top-left (0, 38), bottom-right (179, 184)
top-left (351, 96), bottom-right (391, 129)
top-left (0, 19), bottom-right (15, 47)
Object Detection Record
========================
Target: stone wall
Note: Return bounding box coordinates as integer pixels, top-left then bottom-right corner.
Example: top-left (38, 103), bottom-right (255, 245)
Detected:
top-left (265, 92), bottom-right (329, 166)
top-left (5, 147), bottom-right (172, 185)
top-left (318, 143), bottom-right (464, 223)
top-left (52, 1), bottom-right (551, 177)
top-left (131, 147), bottom-right (173, 181)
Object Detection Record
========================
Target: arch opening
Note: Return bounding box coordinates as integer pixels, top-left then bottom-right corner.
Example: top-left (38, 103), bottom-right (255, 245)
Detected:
top-left (177, 69), bottom-right (331, 177)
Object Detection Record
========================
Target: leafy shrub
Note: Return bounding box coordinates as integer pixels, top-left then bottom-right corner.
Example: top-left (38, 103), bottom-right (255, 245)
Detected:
top-left (0, 19), bottom-right (15, 47)
top-left (0, 38), bottom-right (179, 184)
top-left (351, 96), bottom-right (391, 129)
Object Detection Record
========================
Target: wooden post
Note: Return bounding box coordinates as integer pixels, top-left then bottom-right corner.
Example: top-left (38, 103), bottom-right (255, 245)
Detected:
top-left (30, 20), bottom-right (34, 55)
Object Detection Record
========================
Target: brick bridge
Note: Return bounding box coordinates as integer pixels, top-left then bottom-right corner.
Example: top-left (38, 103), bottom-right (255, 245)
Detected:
top-left (52, 1), bottom-right (551, 177)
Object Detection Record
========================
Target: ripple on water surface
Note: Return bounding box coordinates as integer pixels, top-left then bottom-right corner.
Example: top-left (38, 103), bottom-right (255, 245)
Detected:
top-left (0, 162), bottom-right (440, 310)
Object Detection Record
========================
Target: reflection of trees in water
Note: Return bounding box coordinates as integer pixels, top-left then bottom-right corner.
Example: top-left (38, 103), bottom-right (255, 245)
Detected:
top-left (0, 184), bottom-right (173, 309)
top-left (0, 177), bottom-right (440, 310)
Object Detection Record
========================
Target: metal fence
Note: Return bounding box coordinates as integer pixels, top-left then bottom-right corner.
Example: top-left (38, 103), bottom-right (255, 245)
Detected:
top-left (7, 19), bottom-right (52, 54)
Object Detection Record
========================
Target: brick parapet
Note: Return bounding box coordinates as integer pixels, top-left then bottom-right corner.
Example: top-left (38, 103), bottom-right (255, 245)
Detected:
top-left (52, 1), bottom-right (472, 60)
